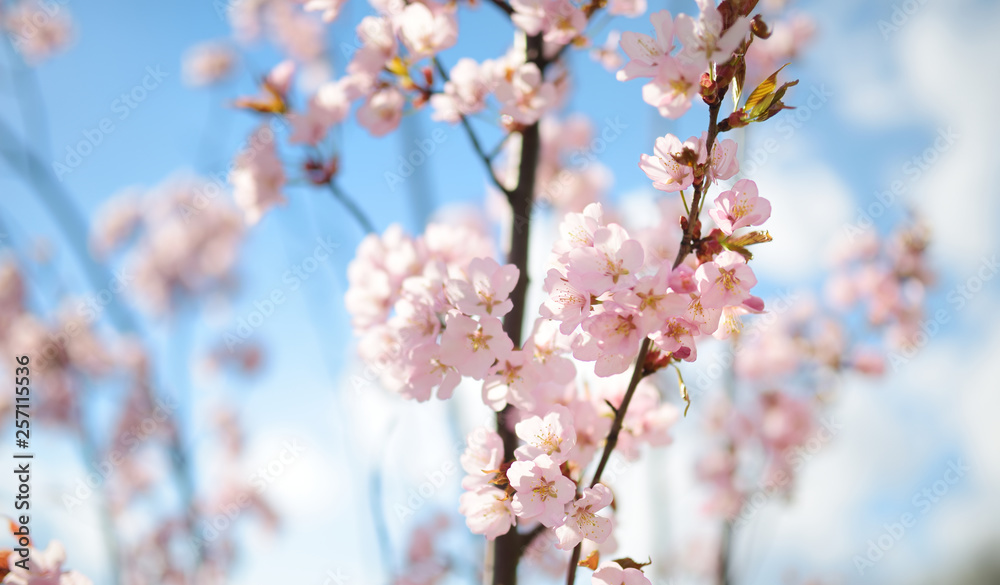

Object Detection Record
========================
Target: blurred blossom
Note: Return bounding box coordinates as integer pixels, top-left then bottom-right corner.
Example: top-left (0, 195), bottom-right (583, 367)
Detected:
top-left (182, 41), bottom-right (238, 87)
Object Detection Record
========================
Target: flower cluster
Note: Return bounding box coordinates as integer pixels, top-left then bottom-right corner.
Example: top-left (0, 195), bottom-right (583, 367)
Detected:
top-left (540, 195), bottom-right (769, 377)
top-left (91, 175), bottom-right (245, 314)
top-left (458, 408), bottom-right (615, 550)
top-left (617, 3), bottom-right (750, 118)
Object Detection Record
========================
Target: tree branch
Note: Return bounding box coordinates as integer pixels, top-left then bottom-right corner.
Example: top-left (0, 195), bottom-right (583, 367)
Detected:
top-left (328, 180), bottom-right (376, 234)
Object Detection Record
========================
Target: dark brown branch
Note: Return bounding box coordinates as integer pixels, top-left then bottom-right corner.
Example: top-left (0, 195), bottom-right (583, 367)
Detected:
top-left (490, 31), bottom-right (546, 585)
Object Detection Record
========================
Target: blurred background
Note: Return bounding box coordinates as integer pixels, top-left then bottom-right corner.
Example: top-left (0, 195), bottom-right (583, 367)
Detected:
top-left (0, 0), bottom-right (998, 583)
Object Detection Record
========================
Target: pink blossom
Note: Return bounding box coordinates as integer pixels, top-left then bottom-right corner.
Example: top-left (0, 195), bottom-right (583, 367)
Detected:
top-left (639, 133), bottom-right (706, 192)
top-left (349, 16), bottom-right (397, 80)
top-left (288, 100), bottom-right (334, 145)
top-left (591, 561), bottom-right (652, 585)
top-left (540, 268), bottom-right (593, 335)
top-left (590, 31), bottom-right (625, 72)
top-left (514, 405), bottom-right (576, 464)
top-left (511, 0), bottom-right (586, 45)
top-left (496, 62), bottom-right (556, 125)
top-left (446, 257), bottom-right (520, 318)
top-left (650, 317), bottom-right (698, 361)
top-left (708, 179), bottom-right (771, 235)
top-left (683, 294), bottom-right (722, 335)
top-left (430, 58), bottom-right (490, 122)
top-left (574, 303), bottom-right (645, 377)
top-left (758, 391), bottom-right (812, 453)
top-left (459, 487), bottom-right (515, 539)
top-left (641, 56), bottom-right (704, 119)
top-left (554, 202), bottom-right (606, 257)
top-left (695, 251), bottom-right (757, 309)
top-left (483, 350), bottom-right (534, 411)
top-left (3, 1), bottom-right (74, 65)
top-left (302, 0), bottom-right (346, 22)
top-left (624, 266), bottom-right (689, 333)
top-left (507, 454), bottom-right (576, 527)
top-left (708, 137), bottom-right (740, 182)
top-left (566, 225), bottom-right (644, 295)
top-left (616, 10), bottom-right (675, 81)
top-left (675, 0), bottom-right (749, 67)
top-left (404, 342), bottom-right (461, 401)
top-left (358, 85), bottom-right (405, 137)
top-left (438, 314), bottom-right (513, 380)
top-left (3, 540), bottom-right (93, 585)
top-left (713, 296), bottom-right (764, 340)
top-left (313, 78), bottom-right (357, 125)
top-left (397, 2), bottom-right (458, 58)
top-left (182, 41), bottom-right (237, 87)
top-left (555, 483), bottom-right (614, 549)
top-left (608, 0), bottom-right (646, 18)
top-left (229, 127), bottom-right (286, 225)
top-left (461, 428), bottom-right (505, 490)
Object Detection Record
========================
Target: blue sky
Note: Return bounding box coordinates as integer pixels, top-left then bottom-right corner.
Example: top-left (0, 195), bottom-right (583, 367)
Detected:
top-left (2, 0), bottom-right (1000, 583)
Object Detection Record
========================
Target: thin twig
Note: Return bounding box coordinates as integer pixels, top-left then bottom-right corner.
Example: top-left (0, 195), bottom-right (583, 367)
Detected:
top-left (431, 57), bottom-right (512, 196)
top-left (328, 180), bottom-right (376, 234)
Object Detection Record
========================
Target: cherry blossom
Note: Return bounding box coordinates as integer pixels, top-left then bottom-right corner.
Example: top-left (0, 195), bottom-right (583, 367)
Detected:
top-left (514, 406), bottom-right (577, 464)
top-left (675, 0), bottom-right (749, 67)
top-left (182, 41), bottom-right (237, 87)
top-left (495, 62), bottom-right (557, 126)
top-left (430, 58), bottom-right (491, 123)
top-left (591, 561), bottom-right (652, 585)
top-left (507, 454), bottom-right (576, 527)
top-left (565, 224), bottom-right (644, 295)
top-left (638, 133), bottom-right (705, 193)
top-left (357, 85), bottom-right (405, 136)
top-left (438, 314), bottom-right (513, 380)
top-left (2, 540), bottom-right (92, 585)
top-left (446, 257), bottom-right (520, 318)
top-left (641, 56), bottom-right (704, 119)
top-left (302, 0), bottom-right (346, 22)
top-left (708, 179), bottom-right (771, 235)
top-left (695, 250), bottom-right (758, 309)
top-left (555, 483), bottom-right (614, 549)
top-left (230, 127), bottom-right (287, 225)
top-left (461, 428), bottom-right (505, 491)
top-left (396, 2), bottom-right (458, 59)
top-left (459, 487), bottom-right (515, 539)
top-left (616, 10), bottom-right (676, 82)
